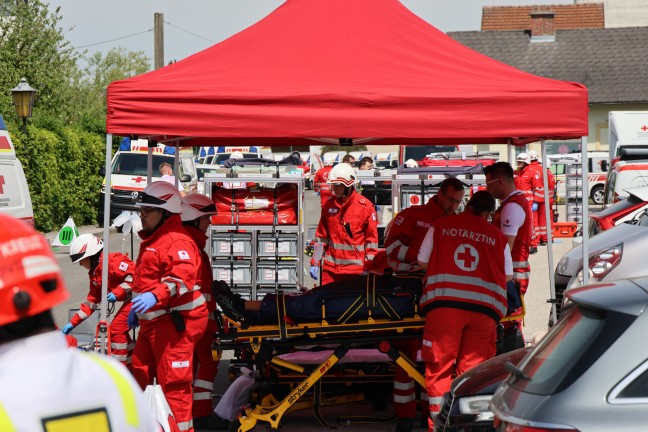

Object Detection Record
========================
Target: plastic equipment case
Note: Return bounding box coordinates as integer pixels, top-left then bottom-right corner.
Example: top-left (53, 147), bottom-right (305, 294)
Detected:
top-left (565, 162), bottom-right (583, 226)
top-left (205, 169), bottom-right (305, 301)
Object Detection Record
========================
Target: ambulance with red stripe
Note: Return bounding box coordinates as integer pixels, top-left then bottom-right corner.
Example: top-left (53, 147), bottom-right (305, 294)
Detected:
top-left (0, 114), bottom-right (33, 226)
top-left (98, 138), bottom-right (196, 223)
top-left (603, 159), bottom-right (648, 205)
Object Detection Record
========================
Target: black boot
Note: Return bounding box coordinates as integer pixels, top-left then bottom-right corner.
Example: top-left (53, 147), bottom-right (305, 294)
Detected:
top-left (211, 280), bottom-right (246, 322)
top-left (194, 413), bottom-right (229, 430)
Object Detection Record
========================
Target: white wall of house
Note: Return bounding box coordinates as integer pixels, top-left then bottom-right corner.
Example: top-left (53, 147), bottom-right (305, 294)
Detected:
top-left (576, 0), bottom-right (648, 28)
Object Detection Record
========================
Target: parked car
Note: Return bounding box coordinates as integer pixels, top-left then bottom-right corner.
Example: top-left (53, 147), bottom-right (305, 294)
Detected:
top-left (492, 277), bottom-right (648, 432)
top-left (434, 347), bottom-right (530, 432)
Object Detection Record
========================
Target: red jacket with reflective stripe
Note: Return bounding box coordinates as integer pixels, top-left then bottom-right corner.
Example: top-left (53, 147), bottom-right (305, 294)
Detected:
top-left (70, 252), bottom-right (134, 327)
top-left (528, 161), bottom-right (548, 203)
top-left (313, 166), bottom-right (333, 206)
top-left (420, 212), bottom-right (508, 322)
top-left (514, 165), bottom-right (537, 204)
top-left (133, 215), bottom-right (208, 319)
top-left (384, 195), bottom-right (447, 273)
top-left (315, 190), bottom-right (378, 275)
top-left (492, 191), bottom-right (532, 286)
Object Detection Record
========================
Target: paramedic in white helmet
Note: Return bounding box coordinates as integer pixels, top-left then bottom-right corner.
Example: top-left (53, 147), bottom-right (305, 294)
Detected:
top-left (180, 193), bottom-right (227, 430)
top-left (0, 213), bottom-right (158, 431)
top-left (311, 163), bottom-right (379, 285)
top-left (130, 181), bottom-right (209, 432)
top-left (62, 233), bottom-right (135, 369)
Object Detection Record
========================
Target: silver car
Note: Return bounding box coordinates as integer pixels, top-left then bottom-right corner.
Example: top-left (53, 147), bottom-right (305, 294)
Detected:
top-left (554, 211), bottom-right (648, 316)
top-left (492, 277), bottom-right (648, 431)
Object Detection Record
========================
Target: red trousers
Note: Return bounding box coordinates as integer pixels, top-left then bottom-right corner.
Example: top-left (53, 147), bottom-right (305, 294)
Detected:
top-left (421, 308), bottom-right (496, 431)
top-left (193, 319), bottom-right (220, 417)
top-left (393, 338), bottom-right (423, 419)
top-left (321, 269), bottom-right (362, 286)
top-left (109, 302), bottom-right (134, 370)
top-left (132, 313), bottom-right (208, 432)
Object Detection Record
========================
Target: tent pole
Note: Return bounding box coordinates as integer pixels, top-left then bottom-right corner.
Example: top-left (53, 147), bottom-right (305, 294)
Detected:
top-left (542, 141), bottom-right (557, 325)
top-left (581, 136), bottom-right (589, 286)
top-left (99, 134), bottom-right (113, 354)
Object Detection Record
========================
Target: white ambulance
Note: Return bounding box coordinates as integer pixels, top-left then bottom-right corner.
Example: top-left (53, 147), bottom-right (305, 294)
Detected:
top-left (0, 115), bottom-right (34, 226)
top-left (98, 138), bottom-right (196, 223)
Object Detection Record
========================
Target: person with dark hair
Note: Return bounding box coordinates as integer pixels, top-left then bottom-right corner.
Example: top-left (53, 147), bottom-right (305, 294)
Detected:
top-left (376, 177), bottom-right (464, 431)
top-left (180, 193), bottom-right (229, 430)
top-left (62, 234), bottom-right (135, 369)
top-left (130, 180), bottom-right (209, 432)
top-left (416, 191), bottom-right (512, 428)
top-left (310, 163), bottom-right (378, 285)
top-left (0, 214), bottom-right (157, 431)
top-left (358, 156), bottom-right (374, 170)
top-left (342, 153), bottom-right (356, 166)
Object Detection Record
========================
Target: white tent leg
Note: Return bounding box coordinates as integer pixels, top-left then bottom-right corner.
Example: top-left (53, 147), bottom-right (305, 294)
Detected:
top-left (581, 136), bottom-right (589, 286)
top-left (99, 133), bottom-right (113, 354)
top-left (542, 141), bottom-right (557, 325)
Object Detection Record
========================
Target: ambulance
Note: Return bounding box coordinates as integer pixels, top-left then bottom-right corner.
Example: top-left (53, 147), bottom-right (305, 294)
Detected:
top-left (98, 138), bottom-right (196, 223)
top-left (0, 114), bottom-right (33, 226)
top-left (549, 152), bottom-right (608, 205)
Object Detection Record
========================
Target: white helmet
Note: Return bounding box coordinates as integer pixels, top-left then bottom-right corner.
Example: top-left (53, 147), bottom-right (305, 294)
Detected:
top-left (528, 150), bottom-right (539, 161)
top-left (516, 153), bottom-right (530, 164)
top-left (181, 193), bottom-right (218, 222)
top-left (69, 233), bottom-right (103, 263)
top-left (327, 162), bottom-right (356, 187)
top-left (404, 159), bottom-right (419, 168)
top-left (137, 181), bottom-right (183, 213)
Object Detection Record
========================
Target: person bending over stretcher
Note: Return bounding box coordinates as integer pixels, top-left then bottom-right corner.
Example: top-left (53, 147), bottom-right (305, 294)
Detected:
top-left (212, 273), bottom-right (422, 325)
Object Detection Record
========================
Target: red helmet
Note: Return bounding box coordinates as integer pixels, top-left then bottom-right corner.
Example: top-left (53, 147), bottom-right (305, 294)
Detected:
top-left (0, 214), bottom-right (68, 326)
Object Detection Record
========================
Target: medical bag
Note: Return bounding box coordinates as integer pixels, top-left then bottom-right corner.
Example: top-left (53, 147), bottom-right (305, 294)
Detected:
top-left (210, 183), bottom-right (298, 225)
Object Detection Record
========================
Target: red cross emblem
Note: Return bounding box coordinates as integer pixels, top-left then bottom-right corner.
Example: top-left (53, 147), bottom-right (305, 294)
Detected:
top-left (642, 125), bottom-right (648, 131)
top-left (0, 175), bottom-right (4, 194)
top-left (454, 244), bottom-right (479, 272)
top-left (131, 176), bottom-right (146, 183)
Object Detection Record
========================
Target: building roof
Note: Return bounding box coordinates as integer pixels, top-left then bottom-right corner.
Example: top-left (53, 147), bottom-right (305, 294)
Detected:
top-left (448, 27), bottom-right (648, 104)
top-left (482, 4), bottom-right (605, 31)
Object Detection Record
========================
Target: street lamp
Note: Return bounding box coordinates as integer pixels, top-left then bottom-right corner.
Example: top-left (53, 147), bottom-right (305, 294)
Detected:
top-left (11, 78), bottom-right (37, 135)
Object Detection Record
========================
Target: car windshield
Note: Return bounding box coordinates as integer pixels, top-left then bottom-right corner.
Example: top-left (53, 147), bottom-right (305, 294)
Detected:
top-left (509, 305), bottom-right (635, 395)
top-left (112, 153), bottom-right (174, 176)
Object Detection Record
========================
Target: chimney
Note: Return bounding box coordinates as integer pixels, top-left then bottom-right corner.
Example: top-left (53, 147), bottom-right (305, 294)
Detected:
top-left (529, 8), bottom-right (555, 42)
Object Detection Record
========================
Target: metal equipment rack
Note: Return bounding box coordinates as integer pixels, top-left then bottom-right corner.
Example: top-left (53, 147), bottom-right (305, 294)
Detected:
top-left (205, 172), bottom-right (305, 300)
top-left (563, 160), bottom-right (583, 227)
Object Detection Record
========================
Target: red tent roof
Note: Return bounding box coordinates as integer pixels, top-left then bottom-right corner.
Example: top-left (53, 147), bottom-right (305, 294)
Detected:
top-left (106, 0), bottom-right (588, 146)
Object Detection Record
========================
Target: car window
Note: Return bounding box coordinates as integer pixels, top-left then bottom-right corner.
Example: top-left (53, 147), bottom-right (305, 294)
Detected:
top-left (113, 154), bottom-right (176, 177)
top-left (614, 362), bottom-right (648, 399)
top-left (509, 305), bottom-right (635, 395)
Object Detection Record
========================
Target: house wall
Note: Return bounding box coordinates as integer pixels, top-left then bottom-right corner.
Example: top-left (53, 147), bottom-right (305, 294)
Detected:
top-left (576, 0), bottom-right (648, 28)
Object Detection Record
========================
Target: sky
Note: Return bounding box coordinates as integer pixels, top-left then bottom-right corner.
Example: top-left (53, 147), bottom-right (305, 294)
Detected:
top-left (46, 0), bottom-right (574, 67)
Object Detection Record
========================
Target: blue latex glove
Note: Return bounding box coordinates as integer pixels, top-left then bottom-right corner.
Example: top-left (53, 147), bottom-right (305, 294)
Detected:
top-left (131, 292), bottom-right (157, 313)
top-left (310, 265), bottom-right (319, 280)
top-left (61, 323), bottom-right (74, 335)
top-left (532, 202), bottom-right (538, 211)
top-left (128, 309), bottom-right (139, 329)
top-left (107, 292), bottom-right (117, 303)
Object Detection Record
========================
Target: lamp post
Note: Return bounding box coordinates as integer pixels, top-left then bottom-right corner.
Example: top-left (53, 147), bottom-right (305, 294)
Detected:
top-left (11, 78), bottom-right (37, 149)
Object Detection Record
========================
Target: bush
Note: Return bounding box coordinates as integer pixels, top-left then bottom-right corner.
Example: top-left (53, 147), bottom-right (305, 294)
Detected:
top-left (12, 124), bottom-right (105, 232)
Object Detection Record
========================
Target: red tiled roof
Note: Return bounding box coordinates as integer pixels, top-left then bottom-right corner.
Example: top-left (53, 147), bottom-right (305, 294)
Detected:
top-left (482, 3), bottom-right (604, 31)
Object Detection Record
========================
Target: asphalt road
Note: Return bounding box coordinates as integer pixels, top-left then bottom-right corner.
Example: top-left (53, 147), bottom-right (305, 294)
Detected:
top-left (44, 191), bottom-right (584, 431)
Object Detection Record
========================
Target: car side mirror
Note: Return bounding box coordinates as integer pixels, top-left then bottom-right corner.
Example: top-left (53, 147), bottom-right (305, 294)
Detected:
top-left (98, 166), bottom-right (106, 176)
top-left (180, 174), bottom-right (192, 182)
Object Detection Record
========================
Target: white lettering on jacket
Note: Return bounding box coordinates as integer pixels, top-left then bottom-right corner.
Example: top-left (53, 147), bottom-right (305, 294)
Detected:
top-left (441, 228), bottom-right (495, 246)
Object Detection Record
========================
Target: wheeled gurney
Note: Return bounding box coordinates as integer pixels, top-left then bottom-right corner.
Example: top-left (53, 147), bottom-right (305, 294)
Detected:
top-left (213, 273), bottom-right (427, 431)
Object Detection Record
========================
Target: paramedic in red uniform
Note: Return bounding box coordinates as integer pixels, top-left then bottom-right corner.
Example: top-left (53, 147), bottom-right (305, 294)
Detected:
top-left (311, 163), bottom-right (379, 285)
top-left (527, 150), bottom-right (555, 245)
top-left (313, 160), bottom-right (334, 207)
top-left (486, 162), bottom-right (533, 295)
top-left (181, 193), bottom-right (227, 431)
top-left (0, 214), bottom-right (158, 432)
top-left (514, 153), bottom-right (539, 254)
top-left (62, 234), bottom-right (135, 368)
top-left (382, 177), bottom-right (465, 432)
top-left (417, 191), bottom-right (512, 430)
top-left (130, 181), bottom-right (209, 432)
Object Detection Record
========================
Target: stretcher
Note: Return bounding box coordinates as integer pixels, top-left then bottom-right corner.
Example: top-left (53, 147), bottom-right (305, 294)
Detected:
top-left (213, 274), bottom-right (427, 431)
top-left (212, 273), bottom-right (526, 431)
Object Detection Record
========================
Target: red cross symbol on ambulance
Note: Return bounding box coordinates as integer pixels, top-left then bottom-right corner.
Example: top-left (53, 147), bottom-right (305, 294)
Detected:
top-left (0, 175), bottom-right (4, 193)
top-left (454, 244), bottom-right (479, 272)
top-left (131, 176), bottom-right (146, 183)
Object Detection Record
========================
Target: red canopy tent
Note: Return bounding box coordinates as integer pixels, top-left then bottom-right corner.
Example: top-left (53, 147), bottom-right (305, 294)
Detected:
top-left (106, 0), bottom-right (588, 146)
top-left (100, 0), bottom-right (590, 337)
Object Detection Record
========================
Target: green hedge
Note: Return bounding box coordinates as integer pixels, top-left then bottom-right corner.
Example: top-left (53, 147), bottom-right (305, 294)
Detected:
top-left (11, 124), bottom-right (106, 232)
